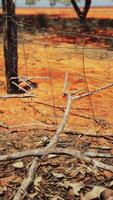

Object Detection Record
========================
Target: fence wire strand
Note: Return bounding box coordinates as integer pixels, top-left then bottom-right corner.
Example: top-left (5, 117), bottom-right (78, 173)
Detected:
top-left (0, 12), bottom-right (113, 134)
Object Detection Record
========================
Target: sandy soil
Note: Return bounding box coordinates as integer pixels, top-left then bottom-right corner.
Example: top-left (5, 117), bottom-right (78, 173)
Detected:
top-left (15, 7), bottom-right (113, 19)
top-left (0, 32), bottom-right (113, 130)
top-left (0, 7), bottom-right (113, 19)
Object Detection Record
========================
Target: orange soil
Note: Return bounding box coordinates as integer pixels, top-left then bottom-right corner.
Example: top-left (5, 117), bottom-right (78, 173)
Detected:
top-left (0, 8), bottom-right (112, 133)
top-left (0, 32), bottom-right (113, 134)
top-left (14, 7), bottom-right (113, 19)
top-left (0, 7), bottom-right (113, 19)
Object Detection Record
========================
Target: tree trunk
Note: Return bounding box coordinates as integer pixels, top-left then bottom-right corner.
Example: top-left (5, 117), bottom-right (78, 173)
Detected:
top-left (71, 0), bottom-right (91, 20)
top-left (2, 0), bottom-right (19, 94)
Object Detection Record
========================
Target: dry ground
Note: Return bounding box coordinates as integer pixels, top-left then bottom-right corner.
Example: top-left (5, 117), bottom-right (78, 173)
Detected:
top-left (0, 7), bottom-right (113, 19)
top-left (0, 7), bottom-right (113, 200)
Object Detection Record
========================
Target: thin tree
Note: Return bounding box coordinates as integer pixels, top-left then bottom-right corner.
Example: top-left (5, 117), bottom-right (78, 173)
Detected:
top-left (71, 0), bottom-right (91, 19)
top-left (2, 0), bottom-right (19, 94)
top-left (52, 0), bottom-right (91, 19)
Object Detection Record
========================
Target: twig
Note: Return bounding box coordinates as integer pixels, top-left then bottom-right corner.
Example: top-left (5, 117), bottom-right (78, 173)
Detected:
top-left (90, 146), bottom-right (112, 150)
top-left (22, 101), bottom-right (110, 128)
top-left (13, 158), bottom-right (38, 200)
top-left (2, 122), bottom-right (113, 141)
top-left (12, 81), bottom-right (28, 93)
top-left (64, 128), bottom-right (113, 139)
top-left (54, 148), bottom-right (113, 173)
top-left (63, 73), bottom-right (68, 95)
top-left (23, 76), bottom-right (51, 80)
top-left (64, 89), bottom-right (82, 95)
top-left (0, 148), bottom-right (113, 173)
top-left (85, 151), bottom-right (113, 158)
top-left (0, 94), bottom-right (35, 99)
top-left (13, 94), bottom-right (72, 199)
top-left (1, 85), bottom-right (113, 200)
top-left (72, 82), bottom-right (113, 100)
top-left (46, 94), bottom-right (72, 149)
top-left (10, 77), bottom-right (33, 90)
top-left (0, 95), bottom-right (72, 162)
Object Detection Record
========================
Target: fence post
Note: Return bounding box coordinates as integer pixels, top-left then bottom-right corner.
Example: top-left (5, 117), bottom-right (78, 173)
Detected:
top-left (2, 0), bottom-right (19, 94)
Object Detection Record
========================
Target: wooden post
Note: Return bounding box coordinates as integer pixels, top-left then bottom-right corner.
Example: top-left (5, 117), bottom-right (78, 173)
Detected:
top-left (2, 0), bottom-right (19, 94)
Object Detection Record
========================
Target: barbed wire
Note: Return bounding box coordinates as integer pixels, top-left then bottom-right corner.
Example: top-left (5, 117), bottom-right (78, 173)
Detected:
top-left (1, 15), bottom-right (113, 41)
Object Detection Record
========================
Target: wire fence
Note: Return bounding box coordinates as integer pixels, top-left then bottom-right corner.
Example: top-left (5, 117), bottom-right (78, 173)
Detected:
top-left (0, 13), bottom-right (113, 135)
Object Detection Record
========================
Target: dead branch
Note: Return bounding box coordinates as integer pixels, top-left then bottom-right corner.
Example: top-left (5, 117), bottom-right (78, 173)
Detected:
top-left (13, 158), bottom-right (38, 200)
top-left (0, 148), bottom-right (48, 162)
top-left (85, 151), bottom-right (113, 158)
top-left (46, 94), bottom-right (72, 149)
top-left (22, 101), bottom-right (110, 128)
top-left (1, 83), bottom-right (113, 200)
top-left (72, 82), bottom-right (113, 100)
top-left (63, 73), bottom-right (68, 95)
top-left (0, 147), bottom-right (113, 173)
top-left (12, 93), bottom-right (72, 199)
top-left (8, 94), bottom-right (72, 200)
top-left (12, 81), bottom-right (28, 93)
top-left (25, 76), bottom-right (51, 80)
top-left (64, 128), bottom-right (113, 139)
top-left (22, 100), bottom-right (80, 110)
top-left (0, 94), bottom-right (35, 99)
top-left (54, 148), bottom-right (113, 173)
top-left (2, 122), bottom-right (113, 141)
top-left (34, 123), bottom-right (112, 140)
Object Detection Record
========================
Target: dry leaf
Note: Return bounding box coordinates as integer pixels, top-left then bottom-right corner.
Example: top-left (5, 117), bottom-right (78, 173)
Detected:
top-left (60, 181), bottom-right (84, 196)
top-left (29, 192), bottom-right (38, 199)
top-left (68, 165), bottom-right (86, 177)
top-left (109, 181), bottom-right (113, 187)
top-left (34, 176), bottom-right (42, 188)
top-left (48, 154), bottom-right (58, 159)
top-left (52, 172), bottom-right (65, 179)
top-left (67, 182), bottom-right (84, 196)
top-left (12, 161), bottom-right (24, 169)
top-left (0, 187), bottom-right (4, 195)
top-left (83, 186), bottom-right (106, 200)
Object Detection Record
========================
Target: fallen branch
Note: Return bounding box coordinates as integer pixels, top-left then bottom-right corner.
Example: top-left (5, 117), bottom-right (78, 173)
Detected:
top-left (12, 81), bottom-right (28, 93)
top-left (0, 94), bottom-right (35, 99)
top-left (85, 151), bottom-right (113, 158)
top-left (1, 84), bottom-right (113, 200)
top-left (24, 76), bottom-right (51, 80)
top-left (72, 82), bottom-right (113, 100)
top-left (13, 158), bottom-right (38, 200)
top-left (13, 94), bottom-right (72, 199)
top-left (46, 94), bottom-right (72, 149)
top-left (54, 148), bottom-right (113, 173)
top-left (63, 73), bottom-right (68, 95)
top-left (0, 147), bottom-right (113, 173)
top-left (2, 122), bottom-right (113, 141)
top-left (64, 128), bottom-right (113, 140)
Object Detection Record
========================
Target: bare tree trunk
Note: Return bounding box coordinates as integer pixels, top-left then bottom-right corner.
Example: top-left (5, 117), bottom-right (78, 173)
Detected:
top-left (2, 0), bottom-right (19, 94)
top-left (71, 0), bottom-right (91, 20)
